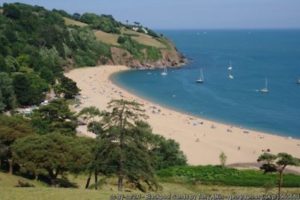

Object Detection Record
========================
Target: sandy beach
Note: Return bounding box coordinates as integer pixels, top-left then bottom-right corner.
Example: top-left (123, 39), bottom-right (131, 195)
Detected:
top-left (66, 65), bottom-right (300, 166)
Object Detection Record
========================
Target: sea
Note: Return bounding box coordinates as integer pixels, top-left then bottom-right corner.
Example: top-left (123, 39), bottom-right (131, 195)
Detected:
top-left (112, 30), bottom-right (300, 138)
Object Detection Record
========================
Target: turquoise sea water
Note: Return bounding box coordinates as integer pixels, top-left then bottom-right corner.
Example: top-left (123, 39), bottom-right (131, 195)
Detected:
top-left (112, 30), bottom-right (300, 138)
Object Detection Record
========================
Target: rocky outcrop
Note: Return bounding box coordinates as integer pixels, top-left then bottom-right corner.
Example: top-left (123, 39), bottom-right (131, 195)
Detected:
top-left (109, 43), bottom-right (186, 69)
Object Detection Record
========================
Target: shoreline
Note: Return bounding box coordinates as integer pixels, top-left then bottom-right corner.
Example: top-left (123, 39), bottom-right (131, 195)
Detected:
top-left (111, 71), bottom-right (296, 140)
top-left (66, 65), bottom-right (300, 167)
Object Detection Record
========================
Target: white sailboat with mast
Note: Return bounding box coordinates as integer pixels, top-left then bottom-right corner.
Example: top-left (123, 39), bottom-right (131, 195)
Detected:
top-left (161, 66), bottom-right (167, 76)
top-left (196, 68), bottom-right (204, 83)
top-left (228, 61), bottom-right (233, 71)
top-left (260, 78), bottom-right (269, 93)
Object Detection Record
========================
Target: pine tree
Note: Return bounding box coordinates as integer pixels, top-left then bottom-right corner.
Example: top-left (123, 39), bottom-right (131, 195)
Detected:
top-left (98, 99), bottom-right (158, 191)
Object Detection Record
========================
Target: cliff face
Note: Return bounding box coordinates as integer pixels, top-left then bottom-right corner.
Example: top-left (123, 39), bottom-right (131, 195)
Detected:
top-left (109, 45), bottom-right (186, 69)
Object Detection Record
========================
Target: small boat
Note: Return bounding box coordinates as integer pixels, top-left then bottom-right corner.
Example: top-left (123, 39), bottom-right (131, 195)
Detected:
top-left (297, 78), bottom-right (300, 84)
top-left (161, 67), bottom-right (167, 76)
top-left (260, 78), bottom-right (269, 93)
top-left (228, 73), bottom-right (234, 80)
top-left (227, 61), bottom-right (234, 79)
top-left (228, 61), bottom-right (233, 71)
top-left (196, 68), bottom-right (204, 83)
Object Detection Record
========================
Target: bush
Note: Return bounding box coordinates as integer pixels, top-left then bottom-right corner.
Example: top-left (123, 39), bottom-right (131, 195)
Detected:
top-left (157, 165), bottom-right (300, 187)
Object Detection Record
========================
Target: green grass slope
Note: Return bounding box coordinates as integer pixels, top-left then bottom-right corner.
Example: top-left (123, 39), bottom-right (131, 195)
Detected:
top-left (63, 17), bottom-right (168, 49)
top-left (1, 171), bottom-right (300, 200)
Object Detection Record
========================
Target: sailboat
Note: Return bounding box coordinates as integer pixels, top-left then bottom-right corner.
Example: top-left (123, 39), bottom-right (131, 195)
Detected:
top-left (227, 61), bottom-right (234, 79)
top-left (228, 61), bottom-right (233, 71)
top-left (161, 66), bottom-right (167, 76)
top-left (196, 68), bottom-right (204, 83)
top-left (260, 78), bottom-right (269, 93)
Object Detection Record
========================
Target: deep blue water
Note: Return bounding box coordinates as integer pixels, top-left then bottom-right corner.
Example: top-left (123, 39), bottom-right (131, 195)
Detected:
top-left (112, 30), bottom-right (300, 138)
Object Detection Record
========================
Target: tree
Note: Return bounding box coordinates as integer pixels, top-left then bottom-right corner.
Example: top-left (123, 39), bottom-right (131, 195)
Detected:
top-left (12, 133), bottom-right (94, 186)
top-left (12, 73), bottom-right (31, 105)
top-left (0, 91), bottom-right (5, 112)
top-left (83, 100), bottom-right (186, 191)
top-left (13, 73), bottom-right (48, 106)
top-left (55, 76), bottom-right (80, 99)
top-left (0, 72), bottom-right (16, 112)
top-left (40, 67), bottom-right (55, 85)
top-left (72, 13), bottom-right (81, 20)
top-left (27, 73), bottom-right (49, 104)
top-left (99, 99), bottom-right (156, 191)
top-left (0, 115), bottom-right (34, 174)
top-left (38, 47), bottom-right (62, 76)
top-left (31, 99), bottom-right (77, 135)
top-left (3, 3), bottom-right (21, 19)
top-left (219, 152), bottom-right (227, 167)
top-left (150, 134), bottom-right (187, 170)
top-left (258, 153), bottom-right (300, 198)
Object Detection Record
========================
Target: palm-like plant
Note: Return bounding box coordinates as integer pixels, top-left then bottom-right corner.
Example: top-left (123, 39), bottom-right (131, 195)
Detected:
top-left (258, 152), bottom-right (300, 198)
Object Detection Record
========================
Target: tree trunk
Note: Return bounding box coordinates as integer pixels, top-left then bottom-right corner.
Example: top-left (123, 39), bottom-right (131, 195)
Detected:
top-left (94, 168), bottom-right (98, 190)
top-left (117, 105), bottom-right (125, 192)
top-left (118, 128), bottom-right (125, 192)
top-left (118, 175), bottom-right (123, 192)
top-left (48, 169), bottom-right (58, 186)
top-left (85, 170), bottom-right (92, 189)
top-left (8, 159), bottom-right (13, 174)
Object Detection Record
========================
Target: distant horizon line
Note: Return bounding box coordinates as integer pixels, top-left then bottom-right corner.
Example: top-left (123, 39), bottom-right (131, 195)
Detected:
top-left (153, 28), bottom-right (300, 31)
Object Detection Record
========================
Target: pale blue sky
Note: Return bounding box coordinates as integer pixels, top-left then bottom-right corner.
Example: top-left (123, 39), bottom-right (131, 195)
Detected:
top-left (1, 0), bottom-right (300, 29)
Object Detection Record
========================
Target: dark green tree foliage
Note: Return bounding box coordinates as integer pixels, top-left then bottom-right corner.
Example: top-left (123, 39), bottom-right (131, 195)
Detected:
top-left (258, 153), bottom-right (300, 198)
top-left (117, 36), bottom-right (161, 61)
top-left (95, 100), bottom-right (158, 192)
top-left (78, 106), bottom-right (102, 121)
top-left (12, 73), bottom-right (48, 106)
top-left (3, 3), bottom-right (21, 19)
top-left (0, 72), bottom-right (16, 112)
top-left (12, 73), bottom-right (31, 105)
top-left (31, 99), bottom-right (77, 135)
top-left (150, 135), bottom-right (187, 170)
top-left (55, 76), bottom-right (80, 99)
top-left (146, 28), bottom-right (159, 38)
top-left (38, 47), bottom-right (62, 77)
top-left (81, 101), bottom-right (186, 191)
top-left (68, 27), bottom-right (111, 66)
top-left (0, 91), bottom-right (5, 112)
top-left (12, 133), bottom-right (94, 186)
top-left (80, 13), bottom-right (121, 33)
top-left (39, 67), bottom-right (55, 85)
top-left (117, 36), bottom-right (144, 59)
top-left (0, 3), bottom-right (114, 107)
top-left (0, 115), bottom-right (34, 173)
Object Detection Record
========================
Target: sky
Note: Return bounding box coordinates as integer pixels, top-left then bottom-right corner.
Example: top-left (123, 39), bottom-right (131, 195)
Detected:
top-left (1, 0), bottom-right (300, 29)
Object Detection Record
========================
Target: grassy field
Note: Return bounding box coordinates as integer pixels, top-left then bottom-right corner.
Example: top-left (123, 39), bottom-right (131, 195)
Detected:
top-left (63, 17), bottom-right (88, 27)
top-left (63, 17), bottom-right (167, 49)
top-left (94, 30), bottom-right (120, 46)
top-left (1, 171), bottom-right (300, 200)
top-left (121, 28), bottom-right (166, 49)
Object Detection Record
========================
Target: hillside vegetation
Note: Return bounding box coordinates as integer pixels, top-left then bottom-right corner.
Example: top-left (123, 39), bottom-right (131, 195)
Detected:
top-left (158, 165), bottom-right (300, 187)
top-left (0, 2), bottom-right (184, 112)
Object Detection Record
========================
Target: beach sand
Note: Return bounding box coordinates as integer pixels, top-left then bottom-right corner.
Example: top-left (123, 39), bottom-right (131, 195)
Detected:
top-left (66, 65), bottom-right (300, 167)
